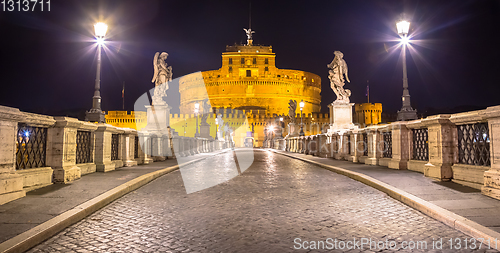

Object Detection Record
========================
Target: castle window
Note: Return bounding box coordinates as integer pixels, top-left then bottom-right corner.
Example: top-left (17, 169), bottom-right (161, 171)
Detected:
top-left (229, 58), bottom-right (233, 64)
top-left (246, 70), bottom-right (251, 77)
top-left (241, 58), bottom-right (245, 64)
top-left (229, 66), bottom-right (232, 72)
top-left (265, 67), bottom-right (269, 72)
top-left (265, 58), bottom-right (269, 64)
top-left (253, 58), bottom-right (256, 64)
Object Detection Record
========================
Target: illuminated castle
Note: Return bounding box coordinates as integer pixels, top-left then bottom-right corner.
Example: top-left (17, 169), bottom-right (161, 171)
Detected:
top-left (178, 40), bottom-right (321, 116)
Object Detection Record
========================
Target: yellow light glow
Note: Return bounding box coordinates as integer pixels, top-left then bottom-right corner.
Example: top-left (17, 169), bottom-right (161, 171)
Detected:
top-left (299, 100), bottom-right (305, 109)
top-left (94, 22), bottom-right (108, 37)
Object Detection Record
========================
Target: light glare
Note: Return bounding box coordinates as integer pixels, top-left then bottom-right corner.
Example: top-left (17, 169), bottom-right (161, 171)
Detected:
top-left (96, 37), bottom-right (105, 45)
top-left (94, 22), bottom-right (108, 37)
top-left (401, 36), bottom-right (409, 44)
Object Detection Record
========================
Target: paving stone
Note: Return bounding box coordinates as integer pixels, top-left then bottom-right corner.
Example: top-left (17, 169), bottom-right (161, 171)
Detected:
top-left (28, 150), bottom-right (497, 252)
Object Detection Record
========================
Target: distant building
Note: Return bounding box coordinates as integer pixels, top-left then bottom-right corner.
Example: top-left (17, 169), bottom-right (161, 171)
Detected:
top-left (354, 103), bottom-right (382, 126)
top-left (105, 111), bottom-right (147, 131)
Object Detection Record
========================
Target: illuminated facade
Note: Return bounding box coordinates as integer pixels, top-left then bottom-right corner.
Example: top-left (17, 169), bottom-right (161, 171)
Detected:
top-left (354, 103), bottom-right (382, 126)
top-left (179, 44), bottom-right (321, 115)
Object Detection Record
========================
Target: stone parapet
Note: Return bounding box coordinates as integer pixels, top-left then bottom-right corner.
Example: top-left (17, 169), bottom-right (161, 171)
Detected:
top-left (48, 117), bottom-right (98, 183)
top-left (0, 106), bottom-right (26, 204)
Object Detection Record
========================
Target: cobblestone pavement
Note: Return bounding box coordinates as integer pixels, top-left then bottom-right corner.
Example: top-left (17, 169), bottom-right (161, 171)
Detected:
top-left (29, 150), bottom-right (498, 252)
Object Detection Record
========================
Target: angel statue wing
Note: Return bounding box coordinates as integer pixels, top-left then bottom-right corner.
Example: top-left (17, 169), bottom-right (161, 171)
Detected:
top-left (152, 52), bottom-right (160, 83)
top-left (342, 60), bottom-right (350, 83)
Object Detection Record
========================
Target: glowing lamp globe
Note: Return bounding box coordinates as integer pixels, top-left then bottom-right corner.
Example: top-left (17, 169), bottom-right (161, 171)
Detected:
top-left (396, 20), bottom-right (410, 36)
top-left (94, 22), bottom-right (108, 38)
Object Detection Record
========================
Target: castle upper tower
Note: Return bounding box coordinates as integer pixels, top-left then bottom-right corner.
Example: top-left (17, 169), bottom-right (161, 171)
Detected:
top-left (179, 30), bottom-right (321, 115)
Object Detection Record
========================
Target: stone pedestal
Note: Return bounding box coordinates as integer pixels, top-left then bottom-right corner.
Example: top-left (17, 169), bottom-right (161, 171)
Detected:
top-left (423, 116), bottom-right (455, 181)
top-left (200, 122), bottom-right (211, 139)
top-left (328, 101), bottom-right (357, 133)
top-left (482, 106), bottom-right (500, 200)
top-left (144, 104), bottom-right (171, 134)
top-left (121, 129), bottom-right (138, 167)
top-left (365, 130), bottom-right (383, 166)
top-left (48, 117), bottom-right (97, 183)
top-left (0, 106), bottom-right (26, 204)
top-left (348, 132), bottom-right (363, 163)
top-left (388, 123), bottom-right (410, 170)
top-left (94, 124), bottom-right (120, 172)
top-left (286, 123), bottom-right (299, 138)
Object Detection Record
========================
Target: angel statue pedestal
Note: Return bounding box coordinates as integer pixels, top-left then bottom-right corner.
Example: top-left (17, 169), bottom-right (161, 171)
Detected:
top-left (326, 51), bottom-right (358, 133)
top-left (328, 101), bottom-right (357, 132)
top-left (286, 123), bottom-right (299, 138)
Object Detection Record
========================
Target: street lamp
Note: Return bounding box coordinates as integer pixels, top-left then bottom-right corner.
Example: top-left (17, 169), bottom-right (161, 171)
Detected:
top-left (194, 102), bottom-right (200, 137)
top-left (215, 118), bottom-right (219, 139)
top-left (396, 16), bottom-right (417, 121)
top-left (299, 100), bottom-right (305, 136)
top-left (268, 125), bottom-right (275, 148)
top-left (85, 22), bottom-right (108, 123)
top-left (279, 117), bottom-right (284, 138)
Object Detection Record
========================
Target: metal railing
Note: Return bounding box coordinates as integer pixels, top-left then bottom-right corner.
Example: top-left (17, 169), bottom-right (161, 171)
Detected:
top-left (76, 131), bottom-right (93, 164)
top-left (412, 128), bottom-right (429, 161)
top-left (363, 133), bottom-right (368, 156)
top-left (347, 134), bottom-right (351, 155)
top-left (111, 134), bottom-right (119, 161)
top-left (458, 123), bottom-right (490, 166)
top-left (134, 136), bottom-right (139, 158)
top-left (16, 124), bottom-right (47, 170)
top-left (382, 131), bottom-right (392, 158)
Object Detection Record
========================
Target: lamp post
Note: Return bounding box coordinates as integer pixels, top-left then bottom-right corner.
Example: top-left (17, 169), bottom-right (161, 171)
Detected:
top-left (85, 22), bottom-right (108, 123)
top-left (194, 102), bottom-right (200, 137)
top-left (268, 125), bottom-right (275, 148)
top-left (279, 117), bottom-right (284, 138)
top-left (215, 118), bottom-right (219, 140)
top-left (183, 118), bottom-right (187, 136)
top-left (396, 16), bottom-right (417, 121)
top-left (299, 100), bottom-right (305, 136)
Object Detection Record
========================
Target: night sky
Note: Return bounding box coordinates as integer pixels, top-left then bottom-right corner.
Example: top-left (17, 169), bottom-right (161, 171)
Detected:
top-left (1, 0), bottom-right (499, 118)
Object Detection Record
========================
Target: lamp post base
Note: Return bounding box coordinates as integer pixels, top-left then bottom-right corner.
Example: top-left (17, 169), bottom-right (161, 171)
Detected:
top-left (85, 109), bottom-right (105, 123)
top-left (397, 107), bottom-right (418, 121)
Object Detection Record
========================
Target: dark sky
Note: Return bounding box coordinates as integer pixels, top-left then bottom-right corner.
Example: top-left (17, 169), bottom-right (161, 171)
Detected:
top-left (1, 0), bottom-right (499, 117)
